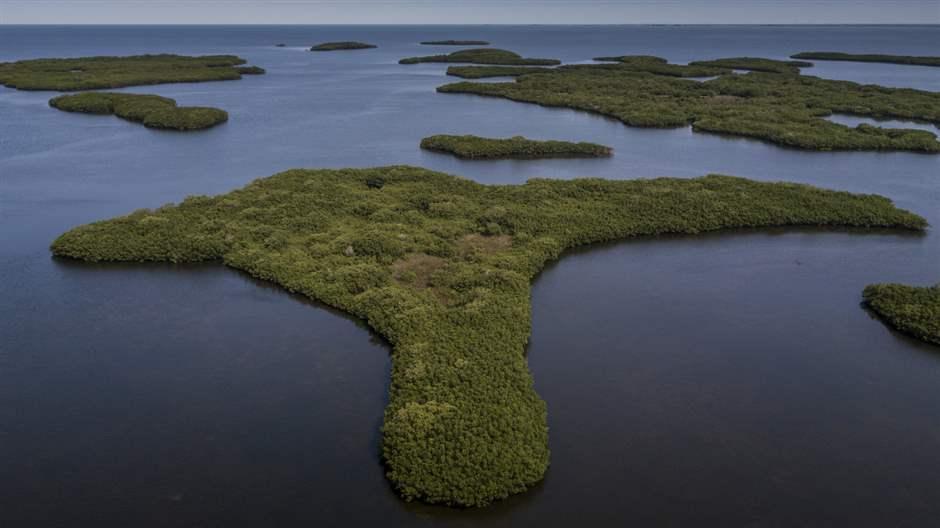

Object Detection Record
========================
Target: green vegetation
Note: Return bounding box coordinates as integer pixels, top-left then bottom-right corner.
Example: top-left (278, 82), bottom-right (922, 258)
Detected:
top-left (0, 54), bottom-right (264, 91)
top-left (50, 165), bottom-right (926, 506)
top-left (235, 65), bottom-right (266, 75)
top-left (421, 134), bottom-right (612, 159)
top-left (593, 55), bottom-right (730, 77)
top-left (400, 48), bottom-right (560, 66)
top-left (689, 57), bottom-right (812, 74)
top-left (421, 40), bottom-right (491, 46)
top-left (793, 52), bottom-right (940, 68)
top-left (863, 283), bottom-right (940, 345)
top-left (447, 66), bottom-right (557, 79)
top-left (437, 57), bottom-right (940, 152)
top-left (310, 42), bottom-right (377, 51)
top-left (49, 92), bottom-right (228, 131)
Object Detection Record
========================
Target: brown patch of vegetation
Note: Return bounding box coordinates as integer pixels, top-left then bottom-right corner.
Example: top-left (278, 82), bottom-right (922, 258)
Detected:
top-left (392, 253), bottom-right (446, 289)
top-left (458, 234), bottom-right (513, 256)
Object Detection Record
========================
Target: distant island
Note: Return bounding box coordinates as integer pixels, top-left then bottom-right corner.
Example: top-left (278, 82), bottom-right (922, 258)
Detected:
top-left (49, 92), bottom-right (228, 131)
top-left (864, 283), bottom-right (940, 345)
top-left (0, 54), bottom-right (265, 91)
top-left (593, 55), bottom-right (731, 77)
top-left (689, 57), bottom-right (812, 74)
top-left (446, 65), bottom-right (557, 78)
top-left (421, 134), bottom-right (612, 159)
top-left (438, 55), bottom-right (940, 152)
top-left (420, 40), bottom-right (491, 46)
top-left (310, 41), bottom-right (377, 51)
top-left (400, 48), bottom-right (560, 65)
top-left (792, 52), bottom-right (940, 67)
top-left (50, 165), bottom-right (926, 507)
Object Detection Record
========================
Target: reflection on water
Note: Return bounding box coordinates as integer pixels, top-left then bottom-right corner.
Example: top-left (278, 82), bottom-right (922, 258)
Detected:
top-left (2, 24), bottom-right (940, 527)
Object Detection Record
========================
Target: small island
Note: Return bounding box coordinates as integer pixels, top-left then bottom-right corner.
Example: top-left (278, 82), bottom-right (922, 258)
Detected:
top-left (437, 55), bottom-right (940, 152)
top-left (421, 134), bottom-right (612, 159)
top-left (235, 65), bottom-right (266, 75)
top-left (310, 41), bottom-right (377, 51)
top-left (50, 165), bottom-right (926, 506)
top-left (593, 55), bottom-right (730, 77)
top-left (689, 57), bottom-right (812, 74)
top-left (792, 52), bottom-right (940, 68)
top-left (400, 48), bottom-right (560, 65)
top-left (446, 66), bottom-right (556, 78)
top-left (863, 283), bottom-right (940, 345)
top-left (275, 43), bottom-right (287, 47)
top-left (0, 54), bottom-right (265, 91)
top-left (420, 40), bottom-right (491, 46)
top-left (49, 92), bottom-right (228, 131)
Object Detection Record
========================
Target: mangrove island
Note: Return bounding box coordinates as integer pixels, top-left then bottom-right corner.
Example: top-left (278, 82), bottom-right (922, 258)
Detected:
top-left (688, 57), bottom-right (813, 74)
top-left (49, 92), bottom-right (228, 131)
top-left (0, 54), bottom-right (265, 91)
top-left (593, 55), bottom-right (731, 77)
top-left (421, 40), bottom-right (491, 46)
top-left (792, 52), bottom-right (940, 68)
top-left (310, 42), bottom-right (377, 51)
top-left (863, 283), bottom-right (940, 345)
top-left (437, 55), bottom-right (940, 152)
top-left (50, 165), bottom-right (926, 506)
top-left (446, 66), bottom-right (557, 79)
top-left (400, 48), bottom-right (560, 66)
top-left (420, 134), bottom-right (612, 159)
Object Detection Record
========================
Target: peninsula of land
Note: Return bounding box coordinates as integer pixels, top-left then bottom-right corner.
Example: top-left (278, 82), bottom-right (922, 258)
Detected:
top-left (51, 166), bottom-right (926, 506)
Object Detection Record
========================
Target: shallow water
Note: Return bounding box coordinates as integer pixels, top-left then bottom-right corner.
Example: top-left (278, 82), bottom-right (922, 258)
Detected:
top-left (1, 25), bottom-right (939, 527)
top-left (826, 113), bottom-right (940, 135)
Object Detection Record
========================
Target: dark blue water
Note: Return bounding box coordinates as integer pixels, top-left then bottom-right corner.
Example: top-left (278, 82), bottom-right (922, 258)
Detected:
top-left (1, 25), bottom-right (939, 527)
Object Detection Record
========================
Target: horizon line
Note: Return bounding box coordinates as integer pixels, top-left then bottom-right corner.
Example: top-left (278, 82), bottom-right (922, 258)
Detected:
top-left (2, 22), bottom-right (939, 26)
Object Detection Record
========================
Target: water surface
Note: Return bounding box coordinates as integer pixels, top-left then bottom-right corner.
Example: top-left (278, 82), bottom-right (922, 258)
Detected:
top-left (1, 25), bottom-right (939, 527)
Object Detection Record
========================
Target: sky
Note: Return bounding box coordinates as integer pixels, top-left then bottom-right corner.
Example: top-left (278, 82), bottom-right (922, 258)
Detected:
top-left (1, 0), bottom-right (938, 25)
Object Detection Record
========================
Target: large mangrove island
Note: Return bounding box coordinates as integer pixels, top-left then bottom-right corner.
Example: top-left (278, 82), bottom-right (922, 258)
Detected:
top-left (50, 165), bottom-right (926, 506)
top-left (0, 54), bottom-right (264, 91)
top-left (436, 55), bottom-right (940, 152)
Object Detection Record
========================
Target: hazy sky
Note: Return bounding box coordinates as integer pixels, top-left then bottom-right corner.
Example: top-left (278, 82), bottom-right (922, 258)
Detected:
top-left (1, 0), bottom-right (938, 25)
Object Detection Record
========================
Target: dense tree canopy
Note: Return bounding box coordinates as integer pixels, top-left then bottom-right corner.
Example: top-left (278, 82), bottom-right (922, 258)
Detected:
top-left (0, 54), bottom-right (264, 91)
top-left (437, 56), bottom-right (940, 152)
top-left (51, 166), bottom-right (926, 506)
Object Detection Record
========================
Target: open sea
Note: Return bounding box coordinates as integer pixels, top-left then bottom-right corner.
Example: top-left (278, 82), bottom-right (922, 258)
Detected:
top-left (1, 25), bottom-right (939, 527)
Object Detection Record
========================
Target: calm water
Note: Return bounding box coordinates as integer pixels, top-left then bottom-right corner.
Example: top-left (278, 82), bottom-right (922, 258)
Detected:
top-left (1, 25), bottom-right (939, 527)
